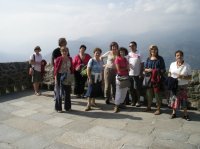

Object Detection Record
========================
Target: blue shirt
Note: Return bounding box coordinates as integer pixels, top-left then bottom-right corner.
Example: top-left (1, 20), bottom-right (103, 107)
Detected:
top-left (87, 58), bottom-right (104, 73)
top-left (144, 56), bottom-right (166, 72)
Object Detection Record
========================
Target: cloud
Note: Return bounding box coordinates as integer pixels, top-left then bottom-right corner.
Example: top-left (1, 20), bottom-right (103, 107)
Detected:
top-left (0, 0), bottom-right (199, 57)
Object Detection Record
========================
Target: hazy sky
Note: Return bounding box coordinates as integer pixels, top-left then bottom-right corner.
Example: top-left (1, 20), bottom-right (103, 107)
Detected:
top-left (0, 0), bottom-right (199, 61)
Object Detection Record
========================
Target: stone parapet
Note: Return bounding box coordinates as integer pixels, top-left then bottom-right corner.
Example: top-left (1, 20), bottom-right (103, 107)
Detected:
top-left (0, 62), bottom-right (200, 110)
top-left (0, 62), bottom-right (32, 95)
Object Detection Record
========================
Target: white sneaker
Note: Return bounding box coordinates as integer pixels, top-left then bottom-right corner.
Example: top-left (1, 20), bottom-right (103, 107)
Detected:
top-left (135, 102), bottom-right (141, 107)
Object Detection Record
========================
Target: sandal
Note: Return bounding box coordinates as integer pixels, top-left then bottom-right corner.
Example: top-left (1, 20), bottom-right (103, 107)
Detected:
top-left (84, 106), bottom-right (91, 111)
top-left (154, 110), bottom-right (161, 115)
top-left (143, 108), bottom-right (151, 112)
top-left (91, 103), bottom-right (98, 107)
top-left (170, 113), bottom-right (176, 119)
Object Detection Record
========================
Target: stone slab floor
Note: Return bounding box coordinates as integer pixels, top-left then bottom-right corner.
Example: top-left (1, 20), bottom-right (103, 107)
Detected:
top-left (0, 90), bottom-right (200, 149)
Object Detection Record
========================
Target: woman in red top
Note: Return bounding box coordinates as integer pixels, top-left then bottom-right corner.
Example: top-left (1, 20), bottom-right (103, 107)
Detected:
top-left (114, 47), bottom-right (130, 113)
top-left (73, 45), bottom-right (91, 98)
top-left (54, 47), bottom-right (74, 112)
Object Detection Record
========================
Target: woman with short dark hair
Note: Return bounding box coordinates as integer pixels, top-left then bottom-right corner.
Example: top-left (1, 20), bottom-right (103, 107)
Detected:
top-left (73, 45), bottom-right (91, 98)
top-left (168, 50), bottom-right (192, 121)
top-left (29, 46), bottom-right (43, 96)
top-left (84, 48), bottom-right (104, 111)
top-left (114, 47), bottom-right (130, 113)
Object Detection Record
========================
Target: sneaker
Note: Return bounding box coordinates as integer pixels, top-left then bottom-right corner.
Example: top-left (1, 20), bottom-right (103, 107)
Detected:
top-left (135, 102), bottom-right (141, 107)
top-left (170, 113), bottom-right (176, 119)
top-left (57, 110), bottom-right (62, 113)
top-left (65, 109), bottom-right (71, 112)
top-left (183, 115), bottom-right (190, 121)
top-left (131, 102), bottom-right (136, 106)
top-left (114, 106), bottom-right (120, 113)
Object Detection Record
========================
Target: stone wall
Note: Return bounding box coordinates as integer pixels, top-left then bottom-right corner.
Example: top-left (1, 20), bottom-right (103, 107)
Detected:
top-left (43, 64), bottom-right (200, 110)
top-left (0, 62), bottom-right (32, 95)
top-left (187, 70), bottom-right (200, 110)
top-left (0, 62), bottom-right (200, 110)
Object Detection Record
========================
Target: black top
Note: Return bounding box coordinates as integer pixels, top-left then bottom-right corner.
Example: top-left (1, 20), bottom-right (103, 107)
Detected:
top-left (51, 48), bottom-right (61, 65)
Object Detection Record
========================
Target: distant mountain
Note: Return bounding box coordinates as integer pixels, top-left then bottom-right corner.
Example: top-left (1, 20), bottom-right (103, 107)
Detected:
top-left (75, 28), bottom-right (200, 69)
top-left (1, 28), bottom-right (200, 69)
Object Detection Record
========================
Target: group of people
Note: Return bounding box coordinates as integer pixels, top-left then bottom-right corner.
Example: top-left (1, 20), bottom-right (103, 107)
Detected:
top-left (29, 37), bottom-right (192, 121)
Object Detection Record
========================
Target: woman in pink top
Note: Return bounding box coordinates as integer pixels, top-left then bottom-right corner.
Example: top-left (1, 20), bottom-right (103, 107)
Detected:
top-left (114, 47), bottom-right (130, 113)
top-left (73, 45), bottom-right (91, 98)
top-left (54, 47), bottom-right (74, 112)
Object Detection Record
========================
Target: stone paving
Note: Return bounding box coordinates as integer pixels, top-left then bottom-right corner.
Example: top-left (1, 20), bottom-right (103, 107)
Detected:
top-left (0, 90), bottom-right (200, 149)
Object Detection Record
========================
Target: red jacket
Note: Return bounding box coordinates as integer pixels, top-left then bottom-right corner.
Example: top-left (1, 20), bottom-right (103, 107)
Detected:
top-left (151, 69), bottom-right (161, 93)
top-left (73, 53), bottom-right (91, 70)
top-left (54, 56), bottom-right (74, 76)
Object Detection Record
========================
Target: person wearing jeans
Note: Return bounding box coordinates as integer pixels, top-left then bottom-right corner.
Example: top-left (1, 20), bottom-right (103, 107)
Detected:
top-left (54, 47), bottom-right (73, 112)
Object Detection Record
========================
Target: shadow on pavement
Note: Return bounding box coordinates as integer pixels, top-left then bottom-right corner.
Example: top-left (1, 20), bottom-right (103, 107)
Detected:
top-left (65, 109), bottom-right (142, 120)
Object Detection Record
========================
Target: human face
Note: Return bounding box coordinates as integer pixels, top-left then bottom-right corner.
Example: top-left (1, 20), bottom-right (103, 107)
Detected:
top-left (111, 45), bottom-right (118, 54)
top-left (129, 44), bottom-right (136, 52)
top-left (175, 52), bottom-right (183, 62)
top-left (150, 48), bottom-right (157, 56)
top-left (94, 50), bottom-right (101, 59)
top-left (79, 47), bottom-right (86, 54)
top-left (119, 50), bottom-right (125, 57)
top-left (34, 49), bottom-right (40, 54)
top-left (61, 49), bottom-right (68, 57)
top-left (60, 41), bottom-right (67, 47)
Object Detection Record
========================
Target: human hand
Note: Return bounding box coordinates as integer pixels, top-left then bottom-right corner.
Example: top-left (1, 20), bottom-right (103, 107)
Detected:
top-left (76, 65), bottom-right (82, 71)
top-left (88, 78), bottom-right (92, 84)
top-left (146, 68), bottom-right (152, 72)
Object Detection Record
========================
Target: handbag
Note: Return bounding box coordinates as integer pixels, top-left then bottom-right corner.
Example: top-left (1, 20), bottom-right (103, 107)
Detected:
top-left (80, 65), bottom-right (87, 77)
top-left (117, 76), bottom-right (131, 88)
top-left (169, 95), bottom-right (179, 109)
top-left (28, 54), bottom-right (35, 76)
top-left (143, 73), bottom-right (152, 88)
top-left (80, 59), bottom-right (94, 77)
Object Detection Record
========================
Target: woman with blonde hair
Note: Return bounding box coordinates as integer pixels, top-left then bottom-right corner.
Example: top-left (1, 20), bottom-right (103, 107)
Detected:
top-left (143, 45), bottom-right (166, 115)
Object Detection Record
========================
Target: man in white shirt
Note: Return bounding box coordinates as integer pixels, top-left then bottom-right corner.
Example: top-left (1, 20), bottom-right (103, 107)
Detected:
top-left (128, 41), bottom-right (144, 107)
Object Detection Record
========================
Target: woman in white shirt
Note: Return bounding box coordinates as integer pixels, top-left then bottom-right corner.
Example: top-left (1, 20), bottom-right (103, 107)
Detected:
top-left (168, 50), bottom-right (192, 121)
top-left (101, 42), bottom-right (118, 104)
top-left (29, 46), bottom-right (43, 96)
